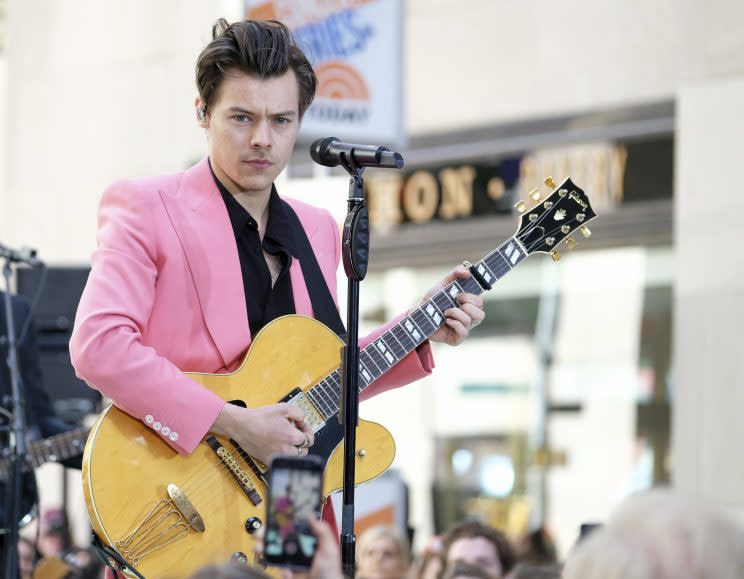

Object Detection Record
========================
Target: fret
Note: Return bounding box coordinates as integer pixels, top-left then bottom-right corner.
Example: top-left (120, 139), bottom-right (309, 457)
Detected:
top-left (401, 316), bottom-right (424, 344)
top-left (359, 350), bottom-right (381, 376)
top-left (308, 387), bottom-right (332, 417)
top-left (314, 377), bottom-right (335, 407)
top-left (374, 337), bottom-right (400, 367)
top-left (458, 276), bottom-right (481, 295)
top-left (366, 344), bottom-right (391, 374)
top-left (411, 308), bottom-right (437, 336)
top-left (322, 380), bottom-right (340, 412)
top-left (432, 292), bottom-right (454, 314)
top-left (422, 300), bottom-right (445, 329)
top-left (324, 376), bottom-right (341, 407)
top-left (383, 328), bottom-right (407, 357)
top-left (391, 324), bottom-right (416, 351)
top-left (503, 238), bottom-right (527, 267)
top-left (441, 281), bottom-right (463, 307)
top-left (359, 359), bottom-right (374, 385)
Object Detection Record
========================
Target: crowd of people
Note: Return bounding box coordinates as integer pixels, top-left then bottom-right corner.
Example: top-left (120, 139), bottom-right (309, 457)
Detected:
top-left (184, 487), bottom-right (744, 579)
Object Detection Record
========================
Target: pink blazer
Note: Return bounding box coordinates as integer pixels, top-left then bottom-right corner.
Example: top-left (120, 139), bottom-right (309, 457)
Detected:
top-left (70, 158), bottom-right (434, 455)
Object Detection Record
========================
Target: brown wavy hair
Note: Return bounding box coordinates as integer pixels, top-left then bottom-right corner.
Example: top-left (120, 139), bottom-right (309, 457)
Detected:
top-left (196, 19), bottom-right (317, 118)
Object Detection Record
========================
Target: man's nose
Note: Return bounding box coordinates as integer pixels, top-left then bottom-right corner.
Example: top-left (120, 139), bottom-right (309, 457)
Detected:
top-left (250, 119), bottom-right (271, 148)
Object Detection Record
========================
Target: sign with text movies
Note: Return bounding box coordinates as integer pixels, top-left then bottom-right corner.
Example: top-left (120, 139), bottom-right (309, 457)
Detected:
top-left (246, 0), bottom-right (403, 145)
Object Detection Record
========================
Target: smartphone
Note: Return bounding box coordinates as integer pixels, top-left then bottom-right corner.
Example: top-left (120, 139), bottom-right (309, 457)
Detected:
top-left (264, 455), bottom-right (324, 570)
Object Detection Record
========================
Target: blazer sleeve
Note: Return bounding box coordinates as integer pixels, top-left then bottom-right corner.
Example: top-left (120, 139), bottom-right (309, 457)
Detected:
top-left (69, 181), bottom-right (225, 455)
top-left (316, 209), bottom-right (434, 401)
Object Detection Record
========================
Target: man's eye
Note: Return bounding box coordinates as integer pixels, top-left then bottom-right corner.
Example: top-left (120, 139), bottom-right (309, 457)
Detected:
top-left (233, 115), bottom-right (249, 122)
top-left (274, 117), bottom-right (290, 126)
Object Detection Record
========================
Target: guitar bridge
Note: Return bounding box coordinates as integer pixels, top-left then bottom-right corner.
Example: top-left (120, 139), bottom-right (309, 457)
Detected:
top-left (207, 436), bottom-right (262, 506)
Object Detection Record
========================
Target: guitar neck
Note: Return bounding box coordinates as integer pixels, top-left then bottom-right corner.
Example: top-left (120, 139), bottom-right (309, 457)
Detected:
top-left (0, 426), bottom-right (89, 479)
top-left (303, 236), bottom-right (529, 419)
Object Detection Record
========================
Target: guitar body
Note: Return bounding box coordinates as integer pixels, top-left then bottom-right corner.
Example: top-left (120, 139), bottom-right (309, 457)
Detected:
top-left (82, 315), bottom-right (395, 578)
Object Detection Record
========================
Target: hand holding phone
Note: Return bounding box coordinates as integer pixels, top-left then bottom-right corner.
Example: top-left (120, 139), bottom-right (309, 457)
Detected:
top-left (264, 455), bottom-right (324, 570)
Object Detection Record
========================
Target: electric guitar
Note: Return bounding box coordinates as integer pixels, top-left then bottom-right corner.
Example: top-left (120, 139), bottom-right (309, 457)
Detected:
top-left (0, 426), bottom-right (89, 481)
top-left (81, 177), bottom-right (597, 578)
top-left (0, 425), bottom-right (89, 529)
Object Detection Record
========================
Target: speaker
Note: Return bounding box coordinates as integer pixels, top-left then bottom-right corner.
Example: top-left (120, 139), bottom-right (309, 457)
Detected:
top-left (16, 266), bottom-right (100, 424)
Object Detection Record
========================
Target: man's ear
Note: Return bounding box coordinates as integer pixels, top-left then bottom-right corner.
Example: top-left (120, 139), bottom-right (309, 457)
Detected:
top-left (195, 97), bottom-right (209, 127)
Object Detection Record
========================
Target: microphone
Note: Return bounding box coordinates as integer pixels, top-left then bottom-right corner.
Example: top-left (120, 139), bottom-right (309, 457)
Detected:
top-left (310, 137), bottom-right (404, 169)
top-left (0, 243), bottom-right (42, 267)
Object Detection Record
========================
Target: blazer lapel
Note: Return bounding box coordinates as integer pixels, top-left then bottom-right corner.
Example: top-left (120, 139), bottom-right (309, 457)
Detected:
top-left (159, 158), bottom-right (251, 368)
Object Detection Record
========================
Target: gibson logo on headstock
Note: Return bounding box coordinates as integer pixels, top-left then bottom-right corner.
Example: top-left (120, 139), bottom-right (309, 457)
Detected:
top-left (569, 191), bottom-right (587, 211)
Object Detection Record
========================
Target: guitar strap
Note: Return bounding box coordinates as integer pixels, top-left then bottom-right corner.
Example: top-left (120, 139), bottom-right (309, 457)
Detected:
top-left (282, 201), bottom-right (347, 338)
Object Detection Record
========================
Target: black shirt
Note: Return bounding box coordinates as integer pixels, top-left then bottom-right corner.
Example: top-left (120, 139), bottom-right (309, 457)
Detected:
top-left (210, 162), bottom-right (295, 338)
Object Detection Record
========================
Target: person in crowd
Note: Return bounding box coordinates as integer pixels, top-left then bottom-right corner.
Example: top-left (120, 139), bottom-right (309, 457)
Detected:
top-left (356, 524), bottom-right (411, 579)
top-left (562, 487), bottom-right (744, 579)
top-left (508, 561), bottom-right (561, 579)
top-left (440, 521), bottom-right (516, 579)
top-left (513, 526), bottom-right (556, 566)
top-left (414, 535), bottom-right (443, 579)
top-left (190, 518), bottom-right (344, 579)
top-left (442, 561), bottom-right (494, 579)
top-left (17, 536), bottom-right (37, 579)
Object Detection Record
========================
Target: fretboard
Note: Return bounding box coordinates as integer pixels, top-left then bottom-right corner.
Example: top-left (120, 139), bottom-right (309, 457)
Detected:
top-left (0, 426), bottom-right (89, 480)
top-left (302, 237), bottom-right (529, 420)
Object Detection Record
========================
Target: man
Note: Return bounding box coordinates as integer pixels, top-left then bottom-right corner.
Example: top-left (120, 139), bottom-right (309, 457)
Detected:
top-left (70, 16), bottom-right (482, 524)
top-left (440, 521), bottom-right (516, 579)
top-left (1, 292), bottom-right (83, 576)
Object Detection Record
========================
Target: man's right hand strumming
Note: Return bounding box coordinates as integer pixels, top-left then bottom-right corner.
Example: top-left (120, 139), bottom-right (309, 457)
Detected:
top-left (210, 402), bottom-right (314, 466)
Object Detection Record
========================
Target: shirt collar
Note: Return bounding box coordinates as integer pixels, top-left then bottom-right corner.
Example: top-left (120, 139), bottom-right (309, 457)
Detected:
top-left (209, 158), bottom-right (296, 255)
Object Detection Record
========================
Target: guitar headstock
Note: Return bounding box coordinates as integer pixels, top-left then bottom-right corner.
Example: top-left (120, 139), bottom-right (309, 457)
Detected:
top-left (513, 177), bottom-right (597, 261)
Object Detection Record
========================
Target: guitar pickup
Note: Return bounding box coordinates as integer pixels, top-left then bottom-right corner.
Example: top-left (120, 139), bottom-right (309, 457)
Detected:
top-left (281, 387), bottom-right (325, 433)
top-left (206, 436), bottom-right (262, 506)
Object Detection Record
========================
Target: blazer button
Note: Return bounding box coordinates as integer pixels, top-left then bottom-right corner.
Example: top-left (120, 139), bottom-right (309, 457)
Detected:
top-left (161, 426), bottom-right (171, 436)
top-left (145, 415), bottom-right (154, 425)
top-left (169, 432), bottom-right (179, 442)
top-left (153, 422), bottom-right (162, 431)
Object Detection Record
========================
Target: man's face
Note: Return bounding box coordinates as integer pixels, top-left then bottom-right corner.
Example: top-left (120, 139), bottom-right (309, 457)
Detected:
top-left (357, 536), bottom-right (407, 579)
top-left (200, 68), bottom-right (300, 197)
top-left (447, 537), bottom-right (503, 579)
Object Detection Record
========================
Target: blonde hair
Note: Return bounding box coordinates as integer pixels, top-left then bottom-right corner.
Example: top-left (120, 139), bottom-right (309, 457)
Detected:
top-left (357, 525), bottom-right (411, 566)
top-left (563, 488), bottom-right (744, 579)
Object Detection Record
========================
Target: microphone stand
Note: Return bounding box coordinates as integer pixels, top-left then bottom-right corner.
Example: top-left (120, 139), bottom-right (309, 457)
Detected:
top-left (2, 259), bottom-right (28, 579)
top-left (337, 153), bottom-right (369, 578)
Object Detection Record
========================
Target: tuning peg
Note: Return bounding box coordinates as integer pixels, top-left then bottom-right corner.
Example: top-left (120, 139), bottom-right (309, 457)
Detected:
top-left (565, 238), bottom-right (578, 250)
top-left (529, 188), bottom-right (541, 201)
top-left (544, 176), bottom-right (556, 189)
top-left (580, 225), bottom-right (591, 238)
top-left (550, 250), bottom-right (561, 262)
top-left (514, 200), bottom-right (527, 213)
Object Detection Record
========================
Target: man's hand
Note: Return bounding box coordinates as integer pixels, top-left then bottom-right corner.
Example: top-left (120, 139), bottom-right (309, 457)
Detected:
top-left (417, 265), bottom-right (485, 347)
top-left (210, 402), bottom-right (314, 465)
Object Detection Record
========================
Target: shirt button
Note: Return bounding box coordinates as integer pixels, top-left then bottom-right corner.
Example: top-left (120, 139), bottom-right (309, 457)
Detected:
top-left (153, 422), bottom-right (162, 431)
top-left (161, 426), bottom-right (171, 436)
top-left (169, 432), bottom-right (179, 442)
top-left (145, 415), bottom-right (154, 424)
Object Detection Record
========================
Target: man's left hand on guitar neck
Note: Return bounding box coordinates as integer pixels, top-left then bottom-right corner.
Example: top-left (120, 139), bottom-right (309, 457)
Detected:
top-left (416, 266), bottom-right (486, 347)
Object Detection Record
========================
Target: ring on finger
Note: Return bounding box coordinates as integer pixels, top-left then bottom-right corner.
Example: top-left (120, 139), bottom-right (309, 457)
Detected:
top-left (296, 446), bottom-right (304, 457)
top-left (300, 434), bottom-right (310, 449)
